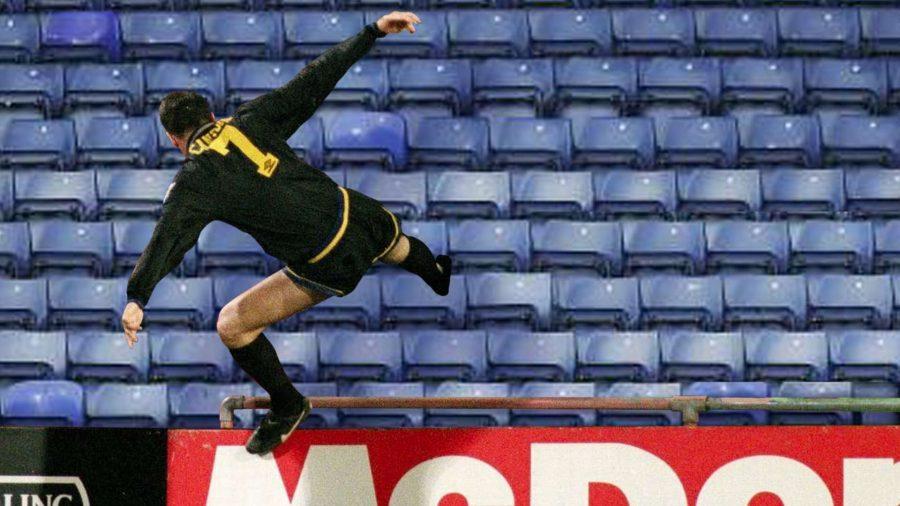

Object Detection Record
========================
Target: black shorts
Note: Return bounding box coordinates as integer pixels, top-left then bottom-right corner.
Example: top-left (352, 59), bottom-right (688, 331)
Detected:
top-left (283, 187), bottom-right (401, 297)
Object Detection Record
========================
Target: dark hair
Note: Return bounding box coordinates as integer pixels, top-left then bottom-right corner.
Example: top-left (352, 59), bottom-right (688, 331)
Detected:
top-left (159, 91), bottom-right (212, 138)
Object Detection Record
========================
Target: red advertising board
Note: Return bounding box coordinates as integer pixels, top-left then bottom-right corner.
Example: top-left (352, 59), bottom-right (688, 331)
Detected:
top-left (168, 426), bottom-right (900, 505)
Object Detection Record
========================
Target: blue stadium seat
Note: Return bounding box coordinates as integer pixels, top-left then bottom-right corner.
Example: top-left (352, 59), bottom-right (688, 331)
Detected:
top-left (153, 113), bottom-right (182, 167)
top-left (761, 169), bottom-right (845, 219)
top-left (890, 60), bottom-right (900, 112)
top-left (113, 220), bottom-right (195, 277)
top-left (777, 8), bottom-right (860, 56)
top-left (805, 59), bottom-right (887, 114)
top-left (428, 171), bottom-right (511, 219)
top-left (407, 117), bottom-right (487, 170)
top-left (364, 11), bottom-right (447, 58)
top-left (847, 169), bottom-right (900, 218)
top-left (488, 330), bottom-right (574, 382)
top-left (144, 277), bottom-right (213, 330)
top-left (0, 330), bottom-right (64, 379)
top-left (660, 331), bottom-right (744, 381)
top-left (282, 11), bottom-right (362, 59)
top-left (293, 275), bottom-right (380, 329)
top-left (169, 383), bottom-right (253, 428)
top-left (77, 116), bottom-right (158, 168)
top-left (201, 12), bottom-right (282, 60)
top-left (830, 330), bottom-right (900, 382)
top-left (85, 383), bottom-right (167, 428)
top-left (150, 331), bottom-right (234, 382)
top-left (612, 9), bottom-right (695, 56)
top-left (678, 169), bottom-right (761, 220)
top-left (425, 382), bottom-right (508, 427)
top-left (822, 115), bottom-right (900, 167)
top-left (39, 11), bottom-right (120, 62)
top-left (253, 383), bottom-right (337, 428)
top-left (638, 58), bottom-right (721, 118)
top-left (789, 220), bottom-right (873, 273)
top-left (242, 332), bottom-right (317, 382)
top-left (196, 221), bottom-right (267, 276)
top-left (319, 330), bottom-right (401, 381)
top-left (720, 58), bottom-right (803, 117)
top-left (739, 114), bottom-right (821, 167)
top-left (320, 60), bottom-right (387, 112)
top-left (338, 382), bottom-right (423, 428)
top-left (0, 222), bottom-right (30, 277)
top-left (860, 8), bottom-right (900, 56)
top-left (640, 276), bottom-right (723, 330)
top-left (599, 383), bottom-right (682, 426)
top-left (26, 0), bottom-right (97, 10)
top-left (874, 220), bottom-right (900, 271)
top-left (531, 221), bottom-right (622, 275)
top-left (0, 63), bottom-right (63, 114)
top-left (120, 12), bottom-right (201, 61)
top-left (0, 14), bottom-right (39, 62)
top-left (449, 219), bottom-right (530, 272)
top-left (575, 330), bottom-right (658, 382)
top-left (226, 60), bottom-right (305, 113)
top-left (512, 171), bottom-right (592, 220)
top-left (105, 0), bottom-right (172, 9)
top-left (553, 276), bottom-right (640, 330)
top-left (388, 59), bottom-right (472, 120)
top-left (65, 63), bottom-right (144, 115)
top-left (594, 170), bottom-right (677, 219)
top-left (29, 221), bottom-right (112, 277)
top-left (402, 221), bottom-right (448, 257)
top-left (402, 330), bottom-right (487, 381)
top-left (622, 221), bottom-right (705, 275)
top-left (723, 275), bottom-right (807, 329)
top-left (1, 380), bottom-right (83, 427)
top-left (0, 119), bottom-right (75, 170)
top-left (0, 279), bottom-right (46, 329)
top-left (527, 9), bottom-right (611, 57)
top-left (552, 57), bottom-right (637, 120)
top-left (472, 59), bottom-right (553, 119)
top-left (286, 117), bottom-right (324, 168)
top-left (572, 117), bottom-right (655, 169)
top-left (695, 8), bottom-right (778, 57)
top-left (346, 170), bottom-right (426, 219)
top-left (657, 117), bottom-right (737, 167)
top-left (0, 171), bottom-right (13, 221)
top-left (14, 170), bottom-right (97, 220)
top-left (324, 111), bottom-right (406, 170)
top-left (853, 381), bottom-right (899, 426)
top-left (0, 111), bottom-right (43, 148)
top-left (511, 382), bottom-right (595, 427)
top-left (466, 272), bottom-right (552, 330)
top-left (489, 117), bottom-right (571, 170)
top-left (211, 274), bottom-right (261, 313)
top-left (683, 382), bottom-right (769, 426)
top-left (144, 61), bottom-right (225, 114)
top-left (808, 274), bottom-right (892, 328)
top-left (745, 330), bottom-right (829, 381)
top-left (68, 331), bottom-right (149, 382)
top-left (382, 274), bottom-right (467, 329)
top-left (772, 381), bottom-right (853, 425)
top-left (447, 10), bottom-right (529, 58)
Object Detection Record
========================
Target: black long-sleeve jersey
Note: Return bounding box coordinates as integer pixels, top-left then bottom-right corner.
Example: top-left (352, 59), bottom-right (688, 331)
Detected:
top-left (126, 23), bottom-right (386, 308)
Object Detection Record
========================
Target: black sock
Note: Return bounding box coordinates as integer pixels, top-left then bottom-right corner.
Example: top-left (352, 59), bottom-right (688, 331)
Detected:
top-left (399, 236), bottom-right (452, 296)
top-left (228, 333), bottom-right (305, 416)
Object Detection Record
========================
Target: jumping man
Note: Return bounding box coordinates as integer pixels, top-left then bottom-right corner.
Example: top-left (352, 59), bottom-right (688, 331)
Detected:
top-left (120, 11), bottom-right (451, 455)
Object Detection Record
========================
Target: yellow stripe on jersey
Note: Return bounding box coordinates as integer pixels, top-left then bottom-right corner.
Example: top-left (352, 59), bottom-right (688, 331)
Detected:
top-left (308, 186), bottom-right (350, 264)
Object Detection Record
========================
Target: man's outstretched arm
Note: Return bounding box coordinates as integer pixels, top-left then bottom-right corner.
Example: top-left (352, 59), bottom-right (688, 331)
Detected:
top-left (235, 11), bottom-right (421, 140)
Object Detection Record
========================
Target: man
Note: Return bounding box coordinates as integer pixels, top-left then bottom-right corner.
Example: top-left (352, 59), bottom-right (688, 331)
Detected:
top-left (121, 11), bottom-right (451, 455)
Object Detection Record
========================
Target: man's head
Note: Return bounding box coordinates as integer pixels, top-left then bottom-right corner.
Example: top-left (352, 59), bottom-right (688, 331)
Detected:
top-left (159, 91), bottom-right (215, 155)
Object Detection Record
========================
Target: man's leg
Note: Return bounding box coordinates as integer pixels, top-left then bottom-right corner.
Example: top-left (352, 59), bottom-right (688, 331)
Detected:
top-left (380, 234), bottom-right (451, 295)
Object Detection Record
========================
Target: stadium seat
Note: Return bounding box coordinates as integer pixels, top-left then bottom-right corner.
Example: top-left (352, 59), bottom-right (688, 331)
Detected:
top-left (105, 0), bottom-right (172, 9)
top-left (68, 331), bottom-right (149, 383)
top-left (449, 219), bottom-right (530, 272)
top-left (427, 171), bottom-right (511, 219)
top-left (723, 275), bottom-right (807, 330)
top-left (388, 59), bottom-right (472, 120)
top-left (745, 330), bottom-right (829, 381)
top-left (286, 117), bottom-right (324, 168)
top-left (821, 115), bottom-right (900, 167)
top-left (253, 383), bottom-right (338, 428)
top-left (324, 111), bottom-right (406, 170)
top-left (694, 8), bottom-right (778, 57)
top-left (472, 59), bottom-right (554, 119)
top-left (638, 58), bottom-right (721, 118)
top-left (552, 57), bottom-right (637, 120)
top-left (510, 382), bottom-right (595, 427)
top-left (0, 171), bottom-right (11, 221)
top-left (401, 221), bottom-right (447, 257)
top-left (640, 276), bottom-right (723, 330)
top-left (599, 383), bottom-right (682, 426)
top-left (211, 275), bottom-right (262, 315)
top-left (720, 58), bottom-right (803, 117)
top-left (293, 275), bottom-right (380, 329)
top-left (677, 169), bottom-right (761, 220)
top-left (29, 221), bottom-right (112, 277)
top-left (761, 169), bottom-right (845, 219)
top-left (363, 11), bottom-right (447, 58)
top-left (874, 220), bottom-right (900, 271)
top-left (338, 382), bottom-right (423, 428)
top-left (805, 59), bottom-right (887, 115)
top-left (77, 116), bottom-right (158, 168)
top-left (489, 117), bottom-right (571, 170)
top-left (282, 11), bottom-right (364, 59)
top-left (240, 332), bottom-right (317, 382)
top-left (575, 330), bottom-right (658, 382)
top-left (1, 380), bottom-right (83, 427)
top-left (527, 9), bottom-right (611, 57)
top-left (64, 63), bottom-right (144, 115)
top-left (739, 115), bottom-right (821, 167)
top-left (201, 12), bottom-right (282, 61)
top-left (425, 382), bottom-right (508, 427)
top-left (552, 275), bottom-right (640, 331)
top-left (227, 60), bottom-right (305, 113)
top-left (572, 117), bottom-right (655, 170)
top-left (789, 220), bottom-right (873, 274)
top-left (466, 272), bottom-right (552, 330)
top-left (0, 119), bottom-right (75, 170)
top-left (622, 221), bottom-right (705, 275)
top-left (0, 279), bottom-right (47, 329)
top-left (846, 169), bottom-right (900, 218)
top-left (488, 330), bottom-right (574, 382)
top-left (169, 383), bottom-right (253, 428)
top-left (319, 59), bottom-right (388, 112)
top-left (407, 117), bottom-right (488, 171)
top-left (447, 10), bottom-right (529, 58)
top-left (612, 9), bottom-right (695, 56)
top-left (85, 383), bottom-right (167, 428)
top-left (0, 222), bottom-right (30, 277)
top-left (776, 8), bottom-right (860, 56)
top-left (120, 12), bottom-right (201, 61)
top-left (48, 277), bottom-right (125, 330)
top-left (144, 61), bottom-right (225, 114)
top-left (772, 381), bottom-right (853, 425)
top-left (852, 381), bottom-right (899, 425)
top-left (808, 274), bottom-right (892, 328)
top-left (0, 14), bottom-right (39, 62)
top-left (593, 170), bottom-right (677, 219)
top-left (112, 219), bottom-right (195, 277)
top-left (0, 330), bottom-right (65, 379)
top-left (39, 11), bottom-right (120, 62)
top-left (318, 330), bottom-right (401, 381)
top-left (150, 331), bottom-right (233, 382)
top-left (153, 113), bottom-right (182, 167)
top-left (381, 274), bottom-right (467, 329)
top-left (402, 330), bottom-right (487, 381)
top-left (860, 8), bottom-right (900, 56)
top-left (346, 170), bottom-right (426, 219)
top-left (660, 331), bottom-right (744, 382)
top-left (890, 60), bottom-right (900, 113)
top-left (512, 171), bottom-right (592, 219)
top-left (196, 221), bottom-right (267, 276)
top-left (14, 170), bottom-right (97, 221)
top-left (683, 382), bottom-right (769, 425)
top-left (830, 330), bottom-right (900, 382)
top-left (531, 221), bottom-right (622, 275)
top-left (0, 63), bottom-right (63, 115)
top-left (657, 117), bottom-right (737, 167)
top-left (143, 277), bottom-right (213, 330)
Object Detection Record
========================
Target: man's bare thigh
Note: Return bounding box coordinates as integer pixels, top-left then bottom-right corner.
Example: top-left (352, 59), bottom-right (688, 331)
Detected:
top-left (224, 270), bottom-right (330, 331)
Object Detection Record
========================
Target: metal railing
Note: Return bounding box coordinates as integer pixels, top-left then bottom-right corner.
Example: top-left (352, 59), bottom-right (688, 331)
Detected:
top-left (219, 395), bottom-right (900, 429)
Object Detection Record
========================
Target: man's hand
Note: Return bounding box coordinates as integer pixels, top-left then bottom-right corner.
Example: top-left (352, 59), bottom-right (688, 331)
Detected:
top-left (122, 302), bottom-right (144, 349)
top-left (377, 11), bottom-right (421, 35)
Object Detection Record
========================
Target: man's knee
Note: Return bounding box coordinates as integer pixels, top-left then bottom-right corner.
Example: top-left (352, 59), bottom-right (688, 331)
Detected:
top-left (217, 301), bottom-right (254, 348)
